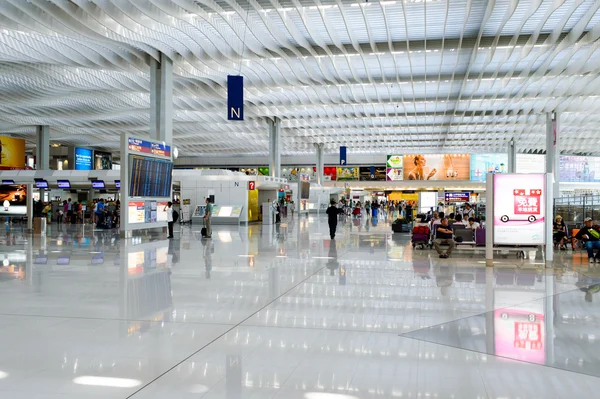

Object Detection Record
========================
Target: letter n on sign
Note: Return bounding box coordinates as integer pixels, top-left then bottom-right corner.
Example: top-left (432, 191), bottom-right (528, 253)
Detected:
top-left (227, 75), bottom-right (244, 121)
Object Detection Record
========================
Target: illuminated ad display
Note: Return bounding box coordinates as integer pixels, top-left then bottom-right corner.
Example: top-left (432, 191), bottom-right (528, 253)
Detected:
top-left (516, 154), bottom-right (545, 174)
top-left (128, 201), bottom-right (146, 224)
top-left (336, 167), bottom-right (359, 181)
top-left (386, 154), bottom-right (403, 181)
top-left (403, 154), bottom-right (470, 180)
top-left (493, 174), bottom-right (546, 245)
top-left (470, 154), bottom-right (508, 181)
top-left (559, 155), bottom-right (600, 182)
top-left (0, 136), bottom-right (25, 170)
top-left (75, 148), bottom-right (93, 170)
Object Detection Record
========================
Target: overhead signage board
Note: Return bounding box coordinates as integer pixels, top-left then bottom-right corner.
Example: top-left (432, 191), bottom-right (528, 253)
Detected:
top-left (403, 154), bottom-right (470, 180)
top-left (444, 192), bottom-right (470, 203)
top-left (227, 75), bottom-right (244, 121)
top-left (74, 148), bottom-right (93, 170)
top-left (339, 146), bottom-right (347, 165)
top-left (494, 174), bottom-right (545, 245)
top-left (127, 137), bottom-right (171, 158)
top-left (0, 136), bottom-right (25, 170)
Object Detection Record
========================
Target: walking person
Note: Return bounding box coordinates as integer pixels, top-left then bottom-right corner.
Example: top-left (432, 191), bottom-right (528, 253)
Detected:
top-left (326, 199), bottom-right (342, 239)
top-left (165, 201), bottom-right (174, 238)
top-left (204, 198), bottom-right (213, 238)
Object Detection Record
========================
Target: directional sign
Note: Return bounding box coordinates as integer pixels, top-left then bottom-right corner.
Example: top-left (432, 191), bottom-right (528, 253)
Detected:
top-left (248, 181), bottom-right (256, 190)
top-left (340, 146), bottom-right (347, 165)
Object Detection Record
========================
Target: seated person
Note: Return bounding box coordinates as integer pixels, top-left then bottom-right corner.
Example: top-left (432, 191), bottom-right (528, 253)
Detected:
top-left (575, 217), bottom-right (600, 263)
top-left (453, 214), bottom-right (466, 225)
top-left (553, 215), bottom-right (568, 250)
top-left (434, 218), bottom-right (456, 259)
top-left (467, 217), bottom-right (480, 230)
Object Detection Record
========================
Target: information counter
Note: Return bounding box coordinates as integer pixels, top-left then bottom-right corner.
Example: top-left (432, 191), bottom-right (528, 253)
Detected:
top-left (192, 204), bottom-right (244, 225)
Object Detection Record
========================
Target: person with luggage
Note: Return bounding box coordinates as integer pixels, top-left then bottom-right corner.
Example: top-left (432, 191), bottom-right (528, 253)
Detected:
top-left (575, 217), bottom-right (600, 263)
top-left (326, 199), bottom-right (342, 239)
top-left (165, 201), bottom-right (174, 238)
top-left (463, 203), bottom-right (475, 221)
top-left (203, 198), bottom-right (213, 238)
top-left (433, 218), bottom-right (456, 259)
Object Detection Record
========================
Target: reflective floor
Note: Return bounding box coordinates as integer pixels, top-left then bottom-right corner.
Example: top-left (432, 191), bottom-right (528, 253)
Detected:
top-left (0, 214), bottom-right (599, 398)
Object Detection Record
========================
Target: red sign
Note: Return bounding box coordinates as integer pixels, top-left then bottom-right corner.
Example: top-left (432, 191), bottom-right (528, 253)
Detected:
top-left (514, 322), bottom-right (543, 351)
top-left (513, 188), bottom-right (542, 215)
top-left (248, 181), bottom-right (256, 190)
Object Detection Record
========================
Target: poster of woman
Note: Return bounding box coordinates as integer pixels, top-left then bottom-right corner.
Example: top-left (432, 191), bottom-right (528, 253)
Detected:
top-left (403, 154), bottom-right (471, 181)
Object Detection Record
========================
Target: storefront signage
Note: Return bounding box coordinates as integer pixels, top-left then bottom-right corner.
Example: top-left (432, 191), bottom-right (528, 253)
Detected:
top-left (403, 154), bottom-right (470, 181)
top-left (0, 136), bottom-right (25, 170)
top-left (493, 174), bottom-right (545, 245)
top-left (74, 147), bottom-right (93, 170)
top-left (444, 192), bottom-right (470, 202)
top-left (127, 137), bottom-right (171, 157)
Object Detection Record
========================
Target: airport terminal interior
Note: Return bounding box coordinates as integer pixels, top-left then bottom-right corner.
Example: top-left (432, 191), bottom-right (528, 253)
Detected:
top-left (2, 0), bottom-right (600, 398)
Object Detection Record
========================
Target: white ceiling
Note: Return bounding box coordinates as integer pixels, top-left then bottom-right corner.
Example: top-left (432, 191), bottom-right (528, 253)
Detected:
top-left (0, 0), bottom-right (600, 157)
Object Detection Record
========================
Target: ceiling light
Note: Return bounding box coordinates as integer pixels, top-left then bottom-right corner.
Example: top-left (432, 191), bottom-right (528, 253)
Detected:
top-left (0, 371), bottom-right (8, 379)
top-left (73, 376), bottom-right (142, 388)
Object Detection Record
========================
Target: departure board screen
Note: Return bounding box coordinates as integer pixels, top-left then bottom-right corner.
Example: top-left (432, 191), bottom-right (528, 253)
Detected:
top-left (129, 155), bottom-right (173, 197)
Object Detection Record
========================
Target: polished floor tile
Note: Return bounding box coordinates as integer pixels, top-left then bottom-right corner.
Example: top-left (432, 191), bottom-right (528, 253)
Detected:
top-left (0, 214), bottom-right (599, 398)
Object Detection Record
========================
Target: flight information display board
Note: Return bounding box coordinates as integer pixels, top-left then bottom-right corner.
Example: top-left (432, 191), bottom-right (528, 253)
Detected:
top-left (129, 155), bottom-right (173, 197)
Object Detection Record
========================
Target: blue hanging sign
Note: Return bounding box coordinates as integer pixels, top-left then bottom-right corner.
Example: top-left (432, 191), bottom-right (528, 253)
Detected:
top-left (227, 75), bottom-right (244, 121)
top-left (340, 146), bottom-right (347, 165)
top-left (370, 165), bottom-right (375, 179)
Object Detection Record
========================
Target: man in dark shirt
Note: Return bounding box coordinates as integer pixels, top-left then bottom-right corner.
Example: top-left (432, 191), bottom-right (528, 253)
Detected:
top-left (434, 218), bottom-right (456, 258)
top-left (326, 199), bottom-right (342, 239)
top-left (575, 217), bottom-right (600, 263)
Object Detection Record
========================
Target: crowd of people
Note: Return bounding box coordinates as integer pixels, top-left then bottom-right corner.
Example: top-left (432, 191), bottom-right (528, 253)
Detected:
top-left (37, 198), bottom-right (120, 228)
top-left (336, 198), bottom-right (415, 220)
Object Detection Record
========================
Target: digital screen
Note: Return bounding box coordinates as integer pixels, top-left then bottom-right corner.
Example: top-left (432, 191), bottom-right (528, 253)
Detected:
top-left (129, 155), bottom-right (173, 197)
top-left (128, 137), bottom-right (171, 157)
top-left (2, 180), bottom-right (15, 185)
top-left (494, 174), bottom-right (545, 245)
top-left (57, 180), bottom-right (71, 189)
top-left (75, 148), bottom-right (93, 170)
top-left (35, 180), bottom-right (48, 189)
top-left (115, 180), bottom-right (120, 189)
top-left (300, 181), bottom-right (310, 199)
top-left (91, 180), bottom-right (105, 189)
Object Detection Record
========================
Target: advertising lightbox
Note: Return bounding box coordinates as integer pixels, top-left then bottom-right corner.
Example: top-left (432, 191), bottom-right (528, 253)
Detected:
top-left (516, 154), bottom-right (545, 174)
top-left (470, 154), bottom-right (508, 181)
top-left (559, 155), bottom-right (600, 182)
top-left (0, 136), bottom-right (26, 170)
top-left (75, 148), bottom-right (93, 170)
top-left (386, 168), bottom-right (404, 181)
top-left (386, 155), bottom-right (403, 169)
top-left (493, 174), bottom-right (546, 245)
top-left (403, 154), bottom-right (470, 180)
top-left (336, 167), bottom-right (359, 181)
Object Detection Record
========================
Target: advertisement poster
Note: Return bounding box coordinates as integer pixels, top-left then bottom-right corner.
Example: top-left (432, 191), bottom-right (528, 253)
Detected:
top-left (94, 151), bottom-right (113, 170)
top-left (386, 155), bottom-right (403, 169)
top-left (359, 166), bottom-right (386, 181)
top-left (470, 154), bottom-right (508, 181)
top-left (386, 168), bottom-right (404, 181)
top-left (281, 167), bottom-right (315, 182)
top-left (403, 154), bottom-right (470, 180)
top-left (336, 167), bottom-right (359, 181)
top-left (324, 167), bottom-right (337, 181)
top-left (156, 201), bottom-right (169, 222)
top-left (516, 154), bottom-right (545, 174)
top-left (559, 155), bottom-right (600, 182)
top-left (0, 185), bottom-right (27, 215)
top-left (0, 136), bottom-right (25, 170)
top-left (128, 201), bottom-right (145, 224)
top-left (493, 174), bottom-right (545, 245)
top-left (75, 148), bottom-right (93, 170)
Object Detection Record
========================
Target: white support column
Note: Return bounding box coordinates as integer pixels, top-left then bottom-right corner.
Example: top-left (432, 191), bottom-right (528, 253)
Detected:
top-left (150, 53), bottom-right (173, 143)
top-left (546, 112), bottom-right (560, 198)
top-left (26, 183), bottom-right (33, 232)
top-left (507, 139), bottom-right (516, 173)
top-left (35, 125), bottom-right (50, 170)
top-left (315, 143), bottom-right (324, 185)
top-left (268, 117), bottom-right (281, 178)
top-left (485, 174), bottom-right (494, 267)
top-left (545, 173), bottom-right (554, 266)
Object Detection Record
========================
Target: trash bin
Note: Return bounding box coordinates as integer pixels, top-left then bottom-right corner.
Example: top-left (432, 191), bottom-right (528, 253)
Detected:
top-left (33, 217), bottom-right (46, 235)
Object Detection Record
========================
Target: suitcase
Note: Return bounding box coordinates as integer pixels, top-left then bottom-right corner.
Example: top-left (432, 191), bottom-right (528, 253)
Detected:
top-left (476, 228), bottom-right (486, 246)
top-left (412, 233), bottom-right (429, 242)
top-left (201, 227), bottom-right (207, 237)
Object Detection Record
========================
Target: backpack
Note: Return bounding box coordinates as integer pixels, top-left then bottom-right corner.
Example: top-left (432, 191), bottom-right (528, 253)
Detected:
top-left (173, 210), bottom-right (179, 223)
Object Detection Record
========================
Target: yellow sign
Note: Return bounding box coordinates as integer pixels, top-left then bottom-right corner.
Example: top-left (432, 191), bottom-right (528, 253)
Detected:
top-left (0, 136), bottom-right (25, 170)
